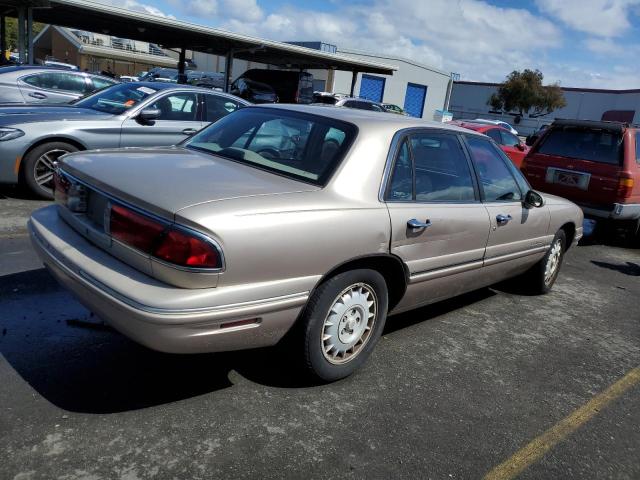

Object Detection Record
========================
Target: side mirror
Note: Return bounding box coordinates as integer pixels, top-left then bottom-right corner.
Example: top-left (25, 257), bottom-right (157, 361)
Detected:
top-left (137, 108), bottom-right (161, 123)
top-left (517, 142), bottom-right (526, 151)
top-left (523, 190), bottom-right (544, 209)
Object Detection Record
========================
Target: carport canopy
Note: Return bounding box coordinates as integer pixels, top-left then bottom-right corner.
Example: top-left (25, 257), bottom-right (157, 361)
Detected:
top-left (4, 0), bottom-right (396, 92)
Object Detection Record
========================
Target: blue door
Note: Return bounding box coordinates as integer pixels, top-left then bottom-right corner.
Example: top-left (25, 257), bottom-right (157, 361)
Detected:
top-left (359, 75), bottom-right (385, 102)
top-left (404, 83), bottom-right (427, 118)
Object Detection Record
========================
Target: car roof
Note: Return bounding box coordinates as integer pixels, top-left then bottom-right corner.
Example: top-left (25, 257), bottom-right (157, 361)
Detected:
top-left (128, 82), bottom-right (250, 103)
top-left (251, 104), bottom-right (486, 135)
top-left (449, 120), bottom-right (496, 132)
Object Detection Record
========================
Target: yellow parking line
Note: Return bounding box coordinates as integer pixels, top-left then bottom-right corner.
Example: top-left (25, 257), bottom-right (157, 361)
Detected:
top-left (483, 367), bottom-right (640, 480)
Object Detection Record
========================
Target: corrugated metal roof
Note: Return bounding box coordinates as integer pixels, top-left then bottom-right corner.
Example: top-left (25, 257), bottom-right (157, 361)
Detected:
top-left (24, 0), bottom-right (397, 74)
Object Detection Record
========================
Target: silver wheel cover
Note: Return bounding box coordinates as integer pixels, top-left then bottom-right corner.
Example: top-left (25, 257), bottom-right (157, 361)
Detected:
top-left (544, 239), bottom-right (563, 285)
top-left (321, 283), bottom-right (377, 365)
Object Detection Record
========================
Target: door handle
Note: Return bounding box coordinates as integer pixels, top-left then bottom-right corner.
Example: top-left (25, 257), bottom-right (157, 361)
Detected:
top-left (28, 92), bottom-right (47, 99)
top-left (496, 214), bottom-right (512, 225)
top-left (407, 218), bottom-right (432, 230)
top-left (182, 128), bottom-right (197, 135)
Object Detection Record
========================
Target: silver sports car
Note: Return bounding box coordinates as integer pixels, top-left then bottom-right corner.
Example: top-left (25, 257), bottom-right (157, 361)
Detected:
top-left (29, 105), bottom-right (583, 381)
top-left (0, 82), bottom-right (249, 198)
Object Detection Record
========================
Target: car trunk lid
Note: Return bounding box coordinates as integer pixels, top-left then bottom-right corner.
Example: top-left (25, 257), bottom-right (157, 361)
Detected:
top-left (60, 146), bottom-right (319, 220)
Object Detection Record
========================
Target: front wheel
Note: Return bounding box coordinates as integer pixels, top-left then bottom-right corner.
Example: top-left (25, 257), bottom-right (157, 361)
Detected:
top-left (300, 269), bottom-right (388, 382)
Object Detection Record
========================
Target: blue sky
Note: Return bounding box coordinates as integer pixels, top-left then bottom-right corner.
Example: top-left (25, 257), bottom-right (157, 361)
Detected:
top-left (105, 0), bottom-right (640, 89)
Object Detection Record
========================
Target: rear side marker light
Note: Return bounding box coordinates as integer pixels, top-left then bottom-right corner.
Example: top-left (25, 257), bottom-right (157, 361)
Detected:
top-left (617, 177), bottom-right (634, 199)
top-left (220, 318), bottom-right (261, 330)
top-left (109, 204), bottom-right (222, 269)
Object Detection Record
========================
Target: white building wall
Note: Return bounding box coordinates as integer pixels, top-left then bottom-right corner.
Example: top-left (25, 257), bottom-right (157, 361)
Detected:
top-left (331, 49), bottom-right (451, 120)
top-left (450, 82), bottom-right (640, 135)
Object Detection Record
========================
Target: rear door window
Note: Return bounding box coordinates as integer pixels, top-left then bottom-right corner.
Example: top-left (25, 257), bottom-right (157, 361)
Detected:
top-left (203, 94), bottom-right (241, 123)
top-left (537, 127), bottom-right (623, 165)
top-left (486, 128), bottom-right (502, 143)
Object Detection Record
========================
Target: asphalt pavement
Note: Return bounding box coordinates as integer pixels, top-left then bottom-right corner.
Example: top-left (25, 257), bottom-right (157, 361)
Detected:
top-left (0, 187), bottom-right (638, 480)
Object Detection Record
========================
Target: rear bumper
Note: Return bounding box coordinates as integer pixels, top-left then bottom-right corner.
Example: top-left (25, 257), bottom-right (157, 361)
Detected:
top-left (579, 203), bottom-right (640, 221)
top-left (29, 205), bottom-right (311, 354)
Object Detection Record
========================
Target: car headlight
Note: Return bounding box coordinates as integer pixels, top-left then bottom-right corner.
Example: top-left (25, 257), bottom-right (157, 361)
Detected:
top-left (0, 127), bottom-right (25, 141)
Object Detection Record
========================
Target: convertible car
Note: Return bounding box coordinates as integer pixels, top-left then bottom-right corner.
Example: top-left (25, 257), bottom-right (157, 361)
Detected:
top-left (29, 105), bottom-right (583, 381)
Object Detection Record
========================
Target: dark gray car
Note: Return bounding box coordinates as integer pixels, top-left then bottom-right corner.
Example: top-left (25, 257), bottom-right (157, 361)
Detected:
top-left (0, 82), bottom-right (250, 198)
top-left (0, 66), bottom-right (118, 104)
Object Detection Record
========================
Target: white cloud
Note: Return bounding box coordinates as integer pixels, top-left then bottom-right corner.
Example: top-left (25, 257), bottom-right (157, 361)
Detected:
top-left (536, 0), bottom-right (640, 37)
top-left (221, 0), bottom-right (263, 22)
top-left (97, 0), bottom-right (176, 18)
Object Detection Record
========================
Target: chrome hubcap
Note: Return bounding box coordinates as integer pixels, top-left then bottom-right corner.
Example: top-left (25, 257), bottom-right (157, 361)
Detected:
top-left (34, 149), bottom-right (68, 191)
top-left (544, 239), bottom-right (563, 285)
top-left (322, 283), bottom-right (377, 365)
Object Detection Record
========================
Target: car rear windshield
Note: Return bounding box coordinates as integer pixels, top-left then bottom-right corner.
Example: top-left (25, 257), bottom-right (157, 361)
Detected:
top-left (536, 127), bottom-right (623, 165)
top-left (185, 107), bottom-right (357, 185)
top-left (75, 83), bottom-right (158, 114)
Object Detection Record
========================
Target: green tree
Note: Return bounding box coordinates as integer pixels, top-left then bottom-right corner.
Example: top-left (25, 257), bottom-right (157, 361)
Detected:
top-left (4, 17), bottom-right (45, 51)
top-left (488, 69), bottom-right (567, 118)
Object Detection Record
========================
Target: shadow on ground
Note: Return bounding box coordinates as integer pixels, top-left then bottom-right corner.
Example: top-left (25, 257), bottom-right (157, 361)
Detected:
top-left (0, 268), bottom-right (496, 414)
top-left (591, 260), bottom-right (640, 276)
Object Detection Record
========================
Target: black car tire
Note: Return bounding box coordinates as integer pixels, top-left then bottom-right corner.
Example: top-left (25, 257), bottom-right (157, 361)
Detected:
top-left (299, 269), bottom-right (388, 382)
top-left (22, 142), bottom-right (79, 199)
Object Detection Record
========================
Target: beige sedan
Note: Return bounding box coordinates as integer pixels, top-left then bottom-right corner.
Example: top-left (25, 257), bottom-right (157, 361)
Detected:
top-left (29, 105), bottom-right (583, 381)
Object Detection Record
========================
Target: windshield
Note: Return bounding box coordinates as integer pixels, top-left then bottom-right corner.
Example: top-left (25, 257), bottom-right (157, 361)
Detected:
top-left (537, 127), bottom-right (623, 165)
top-left (75, 83), bottom-right (159, 114)
top-left (185, 108), bottom-right (357, 185)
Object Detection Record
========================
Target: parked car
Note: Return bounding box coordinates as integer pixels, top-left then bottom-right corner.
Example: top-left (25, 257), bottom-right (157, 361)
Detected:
top-left (312, 93), bottom-right (387, 112)
top-left (230, 78), bottom-right (278, 103)
top-left (449, 120), bottom-right (529, 167)
top-left (0, 66), bottom-right (118, 105)
top-left (29, 105), bottom-right (583, 381)
top-left (473, 118), bottom-right (519, 136)
top-left (235, 69), bottom-right (314, 103)
top-left (382, 103), bottom-right (408, 115)
top-left (0, 82), bottom-right (249, 198)
top-left (521, 119), bottom-right (640, 237)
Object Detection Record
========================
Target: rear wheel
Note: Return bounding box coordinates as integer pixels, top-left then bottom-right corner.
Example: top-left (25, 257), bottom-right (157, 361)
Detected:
top-left (22, 142), bottom-right (79, 199)
top-left (524, 229), bottom-right (567, 294)
top-left (299, 269), bottom-right (388, 382)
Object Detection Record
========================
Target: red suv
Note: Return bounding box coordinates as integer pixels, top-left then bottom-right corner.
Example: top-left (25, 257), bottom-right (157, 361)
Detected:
top-left (449, 120), bottom-right (529, 167)
top-left (522, 119), bottom-right (640, 235)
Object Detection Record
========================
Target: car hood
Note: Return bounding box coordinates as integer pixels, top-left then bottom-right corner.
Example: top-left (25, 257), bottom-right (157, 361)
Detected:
top-left (0, 105), bottom-right (113, 125)
top-left (60, 146), bottom-right (319, 220)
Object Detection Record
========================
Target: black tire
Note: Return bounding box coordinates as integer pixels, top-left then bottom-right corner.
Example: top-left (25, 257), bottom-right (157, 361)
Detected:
top-left (22, 142), bottom-right (79, 199)
top-left (524, 229), bottom-right (567, 294)
top-left (299, 269), bottom-right (388, 382)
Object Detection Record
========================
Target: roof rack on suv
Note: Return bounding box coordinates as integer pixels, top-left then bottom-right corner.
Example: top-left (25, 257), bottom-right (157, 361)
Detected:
top-left (551, 118), bottom-right (636, 132)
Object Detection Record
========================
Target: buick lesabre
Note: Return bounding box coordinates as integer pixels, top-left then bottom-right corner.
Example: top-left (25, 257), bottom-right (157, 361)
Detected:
top-left (29, 105), bottom-right (583, 381)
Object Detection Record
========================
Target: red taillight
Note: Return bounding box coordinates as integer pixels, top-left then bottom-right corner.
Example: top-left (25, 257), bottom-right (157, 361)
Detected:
top-left (110, 204), bottom-right (165, 252)
top-left (109, 204), bottom-right (221, 269)
top-left (617, 176), bottom-right (634, 199)
top-left (154, 228), bottom-right (220, 268)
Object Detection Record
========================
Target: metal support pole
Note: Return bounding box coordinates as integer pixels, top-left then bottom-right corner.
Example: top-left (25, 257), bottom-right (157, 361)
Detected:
top-left (223, 50), bottom-right (234, 92)
top-left (27, 7), bottom-right (34, 65)
top-left (349, 70), bottom-right (357, 97)
top-left (0, 16), bottom-right (5, 65)
top-left (17, 6), bottom-right (26, 64)
top-left (177, 47), bottom-right (187, 84)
